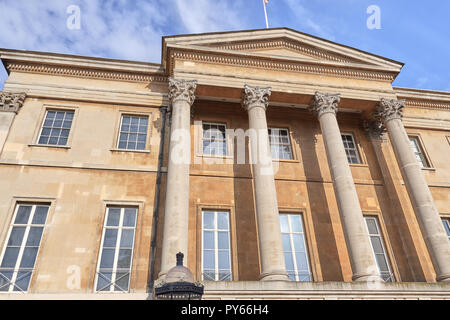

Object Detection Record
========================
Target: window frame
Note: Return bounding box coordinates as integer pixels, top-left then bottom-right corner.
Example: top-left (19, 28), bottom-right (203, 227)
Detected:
top-left (341, 132), bottom-right (362, 164)
top-left (201, 209), bottom-right (233, 282)
top-left (442, 217), bottom-right (450, 241)
top-left (0, 202), bottom-right (50, 293)
top-left (268, 127), bottom-right (294, 160)
top-left (363, 216), bottom-right (395, 282)
top-left (115, 113), bottom-right (151, 152)
top-left (279, 213), bottom-right (312, 282)
top-left (94, 206), bottom-right (139, 293)
top-left (407, 134), bottom-right (433, 169)
top-left (200, 122), bottom-right (228, 157)
top-left (31, 106), bottom-right (78, 149)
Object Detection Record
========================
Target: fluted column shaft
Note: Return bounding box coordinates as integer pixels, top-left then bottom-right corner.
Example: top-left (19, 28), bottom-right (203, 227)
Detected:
top-left (242, 85), bottom-right (289, 281)
top-left (376, 98), bottom-right (450, 282)
top-left (311, 92), bottom-right (382, 282)
top-left (159, 78), bottom-right (197, 279)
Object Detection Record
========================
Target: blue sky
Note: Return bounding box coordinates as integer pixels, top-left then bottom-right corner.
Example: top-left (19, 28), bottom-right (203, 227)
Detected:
top-left (0, 0), bottom-right (449, 91)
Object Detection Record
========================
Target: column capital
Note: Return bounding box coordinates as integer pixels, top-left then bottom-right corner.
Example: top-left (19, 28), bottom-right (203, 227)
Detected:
top-left (375, 98), bottom-right (405, 123)
top-left (310, 91), bottom-right (341, 117)
top-left (168, 78), bottom-right (197, 106)
top-left (242, 84), bottom-right (271, 112)
top-left (363, 119), bottom-right (386, 140)
top-left (0, 91), bottom-right (26, 113)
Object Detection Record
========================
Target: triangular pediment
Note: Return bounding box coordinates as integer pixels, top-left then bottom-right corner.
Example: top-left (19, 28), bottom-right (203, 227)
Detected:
top-left (163, 28), bottom-right (403, 73)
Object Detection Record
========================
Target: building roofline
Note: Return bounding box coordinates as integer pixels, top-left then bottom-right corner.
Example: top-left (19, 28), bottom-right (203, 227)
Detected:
top-left (162, 27), bottom-right (405, 67)
top-left (0, 48), bottom-right (164, 75)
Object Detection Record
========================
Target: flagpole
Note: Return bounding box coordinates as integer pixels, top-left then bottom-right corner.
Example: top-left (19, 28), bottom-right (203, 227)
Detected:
top-left (262, 0), bottom-right (269, 29)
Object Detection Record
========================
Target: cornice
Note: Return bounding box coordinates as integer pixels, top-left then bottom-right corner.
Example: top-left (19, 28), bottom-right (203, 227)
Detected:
top-left (394, 87), bottom-right (450, 111)
top-left (170, 48), bottom-right (397, 82)
top-left (404, 99), bottom-right (450, 111)
top-left (6, 62), bottom-right (168, 83)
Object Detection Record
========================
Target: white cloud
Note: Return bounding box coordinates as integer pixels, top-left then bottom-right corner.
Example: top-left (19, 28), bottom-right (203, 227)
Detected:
top-left (173, 0), bottom-right (248, 33)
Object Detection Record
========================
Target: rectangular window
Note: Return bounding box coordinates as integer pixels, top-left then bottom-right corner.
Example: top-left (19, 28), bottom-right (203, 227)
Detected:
top-left (408, 136), bottom-right (430, 168)
top-left (364, 216), bottom-right (394, 282)
top-left (341, 134), bottom-right (361, 164)
top-left (117, 115), bottom-right (148, 151)
top-left (95, 207), bottom-right (138, 292)
top-left (202, 123), bottom-right (227, 156)
top-left (268, 128), bottom-right (293, 160)
top-left (279, 214), bottom-right (311, 281)
top-left (442, 218), bottom-right (450, 241)
top-left (0, 203), bottom-right (49, 293)
top-left (38, 110), bottom-right (74, 146)
top-left (202, 210), bottom-right (232, 281)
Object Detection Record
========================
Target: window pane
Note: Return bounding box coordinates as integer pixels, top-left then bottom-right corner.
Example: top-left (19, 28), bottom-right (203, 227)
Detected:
top-left (203, 231), bottom-right (214, 250)
top-left (103, 229), bottom-right (118, 247)
top-left (217, 232), bottom-right (229, 250)
top-left (12, 271), bottom-right (32, 292)
top-left (375, 254), bottom-right (389, 272)
top-left (290, 215), bottom-right (303, 233)
top-left (1, 248), bottom-right (20, 268)
top-left (279, 215), bottom-right (289, 233)
top-left (120, 229), bottom-right (135, 248)
top-left (19, 247), bottom-right (38, 268)
top-left (32, 206), bottom-right (49, 225)
top-left (203, 270), bottom-right (215, 281)
top-left (7, 227), bottom-right (26, 246)
top-left (123, 209), bottom-right (137, 227)
top-left (292, 234), bottom-right (305, 252)
top-left (295, 252), bottom-right (308, 271)
top-left (26, 227), bottom-right (43, 246)
top-left (370, 236), bottom-right (383, 254)
top-left (0, 271), bottom-right (13, 292)
top-left (284, 252), bottom-right (294, 271)
top-left (218, 271), bottom-right (231, 281)
top-left (282, 234), bottom-right (291, 252)
top-left (443, 220), bottom-right (450, 237)
top-left (365, 218), bottom-right (378, 234)
top-left (218, 251), bottom-right (230, 269)
top-left (298, 272), bottom-right (311, 282)
top-left (114, 272), bottom-right (130, 291)
top-left (203, 212), bottom-right (214, 229)
top-left (106, 209), bottom-right (121, 226)
top-left (117, 249), bottom-right (132, 269)
top-left (99, 249), bottom-right (115, 268)
top-left (96, 272), bottom-right (112, 291)
top-left (15, 206), bottom-right (32, 224)
top-left (203, 250), bottom-right (215, 270)
top-left (217, 212), bottom-right (229, 230)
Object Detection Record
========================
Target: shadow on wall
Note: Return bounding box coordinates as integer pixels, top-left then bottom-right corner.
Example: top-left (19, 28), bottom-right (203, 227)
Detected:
top-left (295, 118), bottom-right (345, 281)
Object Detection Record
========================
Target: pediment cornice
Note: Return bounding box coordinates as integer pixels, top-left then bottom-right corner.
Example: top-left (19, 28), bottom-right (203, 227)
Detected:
top-left (163, 28), bottom-right (403, 83)
top-left (167, 46), bottom-right (398, 82)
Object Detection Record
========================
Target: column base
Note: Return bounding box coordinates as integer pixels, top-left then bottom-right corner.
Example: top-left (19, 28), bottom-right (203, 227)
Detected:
top-left (352, 273), bottom-right (383, 282)
top-left (259, 270), bottom-right (290, 281)
top-left (436, 273), bottom-right (450, 282)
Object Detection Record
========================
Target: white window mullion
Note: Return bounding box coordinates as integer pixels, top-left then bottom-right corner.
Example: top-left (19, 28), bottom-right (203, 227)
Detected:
top-left (287, 216), bottom-right (298, 281)
top-left (214, 212), bottom-right (219, 281)
top-left (9, 205), bottom-right (36, 292)
top-left (109, 208), bottom-right (124, 291)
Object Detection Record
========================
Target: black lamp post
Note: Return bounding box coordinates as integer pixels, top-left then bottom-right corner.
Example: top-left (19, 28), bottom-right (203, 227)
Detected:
top-left (154, 252), bottom-right (204, 300)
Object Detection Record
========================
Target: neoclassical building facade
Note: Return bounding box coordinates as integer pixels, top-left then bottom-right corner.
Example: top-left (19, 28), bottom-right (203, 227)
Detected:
top-left (0, 28), bottom-right (449, 299)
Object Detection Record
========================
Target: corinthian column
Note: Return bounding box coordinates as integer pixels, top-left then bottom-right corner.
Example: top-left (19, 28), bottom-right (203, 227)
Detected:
top-left (242, 84), bottom-right (289, 281)
top-left (311, 92), bottom-right (382, 282)
top-left (0, 91), bottom-right (26, 153)
top-left (376, 98), bottom-right (450, 282)
top-left (159, 78), bottom-right (197, 279)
